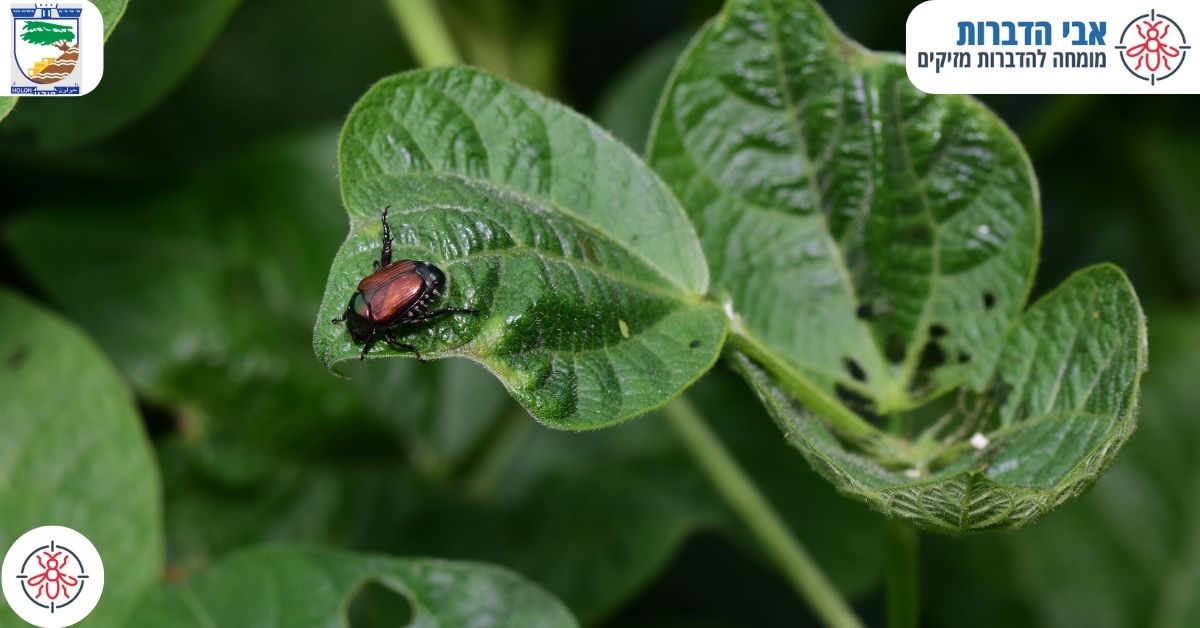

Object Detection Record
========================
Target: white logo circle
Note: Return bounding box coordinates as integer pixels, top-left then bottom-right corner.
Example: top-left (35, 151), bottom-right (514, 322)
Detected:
top-left (2, 526), bottom-right (104, 628)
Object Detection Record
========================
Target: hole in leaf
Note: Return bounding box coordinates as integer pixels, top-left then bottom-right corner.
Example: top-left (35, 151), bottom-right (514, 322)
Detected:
top-left (982, 291), bottom-right (996, 309)
top-left (348, 580), bottom-right (413, 628)
top-left (689, 339), bottom-right (701, 349)
top-left (929, 324), bottom-right (948, 338)
top-left (842, 357), bottom-right (867, 383)
top-left (917, 341), bottom-right (947, 372)
top-left (908, 341), bottom-right (947, 394)
top-left (835, 383), bottom-right (873, 411)
top-left (884, 333), bottom-right (906, 364)
top-left (855, 304), bottom-right (874, 320)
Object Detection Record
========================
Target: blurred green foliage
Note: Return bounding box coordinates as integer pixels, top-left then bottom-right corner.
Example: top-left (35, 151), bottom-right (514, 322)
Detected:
top-left (0, 0), bottom-right (1197, 626)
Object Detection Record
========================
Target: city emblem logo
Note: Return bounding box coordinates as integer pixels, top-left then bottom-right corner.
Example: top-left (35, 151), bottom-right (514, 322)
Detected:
top-left (4, 1), bottom-right (104, 95)
top-left (2, 526), bottom-right (105, 628)
top-left (1116, 9), bottom-right (1190, 84)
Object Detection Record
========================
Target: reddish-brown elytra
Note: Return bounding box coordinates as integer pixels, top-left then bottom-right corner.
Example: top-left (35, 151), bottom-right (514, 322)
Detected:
top-left (332, 207), bottom-right (475, 360)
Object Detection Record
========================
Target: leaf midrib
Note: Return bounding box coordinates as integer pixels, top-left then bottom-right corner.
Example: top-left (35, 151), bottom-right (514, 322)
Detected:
top-left (350, 78), bottom-right (701, 296)
top-left (351, 175), bottom-right (704, 304)
top-left (755, 0), bottom-right (897, 395)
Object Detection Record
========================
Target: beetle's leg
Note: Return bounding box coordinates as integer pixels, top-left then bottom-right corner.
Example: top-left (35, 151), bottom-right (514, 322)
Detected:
top-left (384, 333), bottom-right (426, 362)
top-left (360, 335), bottom-right (378, 360)
top-left (331, 314), bottom-right (345, 324)
top-left (378, 206), bottom-right (393, 268)
top-left (408, 307), bottom-right (478, 322)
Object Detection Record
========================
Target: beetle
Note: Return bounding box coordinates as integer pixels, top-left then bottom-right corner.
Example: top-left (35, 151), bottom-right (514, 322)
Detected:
top-left (332, 207), bottom-right (475, 360)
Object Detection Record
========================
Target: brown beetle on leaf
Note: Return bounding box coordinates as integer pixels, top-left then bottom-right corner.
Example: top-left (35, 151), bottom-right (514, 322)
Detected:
top-left (332, 207), bottom-right (475, 360)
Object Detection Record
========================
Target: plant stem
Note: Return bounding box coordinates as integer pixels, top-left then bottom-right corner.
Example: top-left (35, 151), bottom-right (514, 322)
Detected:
top-left (386, 0), bottom-right (462, 67)
top-left (461, 402), bottom-right (531, 498)
top-left (726, 331), bottom-right (887, 443)
top-left (885, 520), bottom-right (919, 628)
top-left (663, 397), bottom-right (865, 628)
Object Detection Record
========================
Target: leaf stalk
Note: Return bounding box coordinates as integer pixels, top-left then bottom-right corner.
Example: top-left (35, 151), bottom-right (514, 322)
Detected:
top-left (664, 396), bottom-right (866, 628)
top-left (386, 0), bottom-right (462, 67)
top-left (885, 520), bottom-right (919, 628)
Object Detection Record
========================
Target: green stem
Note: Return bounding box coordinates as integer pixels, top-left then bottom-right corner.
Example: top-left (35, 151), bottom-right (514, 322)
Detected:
top-left (385, 0), bottom-right (462, 67)
top-left (460, 402), bottom-right (531, 498)
top-left (727, 331), bottom-right (891, 443)
top-left (885, 520), bottom-right (919, 628)
top-left (663, 397), bottom-right (865, 628)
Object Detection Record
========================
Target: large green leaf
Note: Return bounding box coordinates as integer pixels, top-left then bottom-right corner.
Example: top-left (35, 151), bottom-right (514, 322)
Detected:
top-left (158, 369), bottom-right (886, 624)
top-left (2, 131), bottom-right (712, 622)
top-left (648, 0), bottom-right (1145, 531)
top-left (0, 290), bottom-right (161, 627)
top-left (130, 546), bottom-right (578, 627)
top-left (925, 310), bottom-right (1200, 627)
top-left (0, 0), bottom-right (239, 149)
top-left (316, 67), bottom-right (727, 429)
top-left (5, 132), bottom-right (402, 460)
top-left (650, 0), bottom-right (1039, 415)
top-left (736, 265), bottom-right (1146, 532)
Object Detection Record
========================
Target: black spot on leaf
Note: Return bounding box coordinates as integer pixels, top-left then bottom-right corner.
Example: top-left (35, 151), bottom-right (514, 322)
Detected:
top-left (958, 351), bottom-right (972, 364)
top-left (856, 304), bottom-right (874, 320)
top-left (842, 356), bottom-right (867, 382)
top-left (929, 324), bottom-right (948, 338)
top-left (689, 339), bottom-right (701, 349)
top-left (983, 291), bottom-right (996, 309)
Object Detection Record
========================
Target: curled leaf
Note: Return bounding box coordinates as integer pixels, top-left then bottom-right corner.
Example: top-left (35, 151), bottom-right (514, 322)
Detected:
top-left (316, 68), bottom-right (727, 429)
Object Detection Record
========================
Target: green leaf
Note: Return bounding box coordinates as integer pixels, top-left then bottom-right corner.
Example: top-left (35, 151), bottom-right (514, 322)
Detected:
top-left (129, 546), bottom-right (579, 627)
top-left (0, 290), bottom-right (161, 627)
top-left (0, 0), bottom-right (240, 149)
top-left (0, 98), bottom-right (14, 123)
top-left (158, 368), bottom-right (885, 624)
top-left (316, 67), bottom-right (727, 429)
top-left (6, 132), bottom-right (390, 460)
top-left (648, 0), bottom-right (1145, 531)
top-left (735, 265), bottom-right (1146, 532)
top-left (926, 310), bottom-right (1200, 627)
top-left (650, 0), bottom-right (1040, 416)
top-left (94, 0), bottom-right (131, 37)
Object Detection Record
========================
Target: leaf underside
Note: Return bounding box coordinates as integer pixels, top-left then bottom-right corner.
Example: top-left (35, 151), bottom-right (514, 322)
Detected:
top-left (649, 0), bottom-right (1146, 531)
top-left (316, 68), bottom-right (727, 429)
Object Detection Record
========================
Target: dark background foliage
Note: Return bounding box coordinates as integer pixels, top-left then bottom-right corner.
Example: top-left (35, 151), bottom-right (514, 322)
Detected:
top-left (1, 0), bottom-right (1197, 625)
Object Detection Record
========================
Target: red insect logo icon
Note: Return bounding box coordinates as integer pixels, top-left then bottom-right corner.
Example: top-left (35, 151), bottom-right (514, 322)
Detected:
top-left (1126, 20), bottom-right (1180, 71)
top-left (3, 526), bottom-right (106, 625)
top-left (1117, 10), bottom-right (1190, 85)
top-left (25, 550), bottom-right (79, 602)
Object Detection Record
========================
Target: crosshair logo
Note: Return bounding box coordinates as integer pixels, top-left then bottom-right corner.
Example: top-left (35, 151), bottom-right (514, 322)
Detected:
top-left (1116, 10), bottom-right (1190, 85)
top-left (2, 526), bottom-right (104, 628)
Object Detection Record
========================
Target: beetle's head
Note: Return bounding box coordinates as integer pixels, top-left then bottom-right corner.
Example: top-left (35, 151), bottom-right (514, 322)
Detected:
top-left (343, 293), bottom-right (375, 342)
